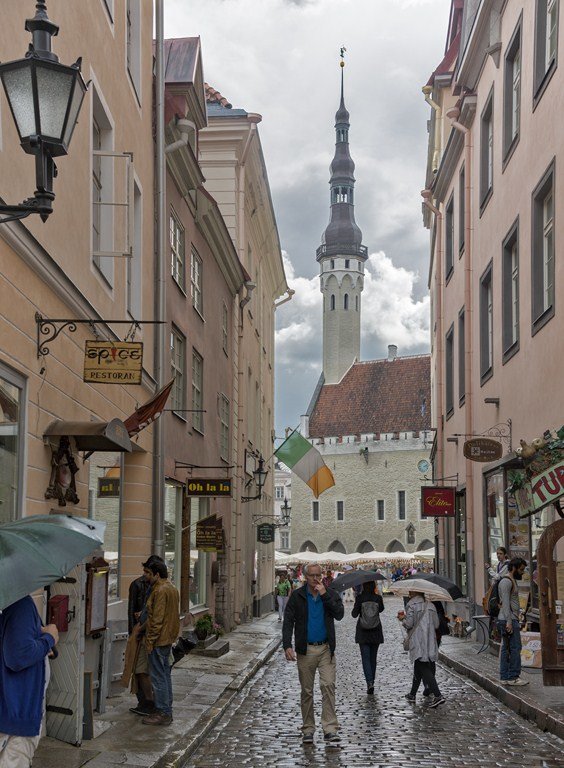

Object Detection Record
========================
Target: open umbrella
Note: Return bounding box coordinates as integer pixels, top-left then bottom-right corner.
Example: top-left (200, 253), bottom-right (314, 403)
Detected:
top-left (0, 514), bottom-right (105, 611)
top-left (390, 578), bottom-right (454, 602)
top-left (403, 572), bottom-right (463, 601)
top-left (331, 569), bottom-right (385, 593)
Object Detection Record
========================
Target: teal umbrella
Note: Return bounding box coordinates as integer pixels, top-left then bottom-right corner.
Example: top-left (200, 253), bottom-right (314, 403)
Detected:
top-left (0, 515), bottom-right (106, 610)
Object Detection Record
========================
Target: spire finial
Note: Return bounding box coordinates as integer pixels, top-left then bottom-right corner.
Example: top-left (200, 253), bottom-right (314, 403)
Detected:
top-left (339, 46), bottom-right (346, 102)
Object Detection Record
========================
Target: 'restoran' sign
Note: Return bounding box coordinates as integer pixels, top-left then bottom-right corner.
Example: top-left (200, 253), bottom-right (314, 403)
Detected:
top-left (421, 486), bottom-right (456, 517)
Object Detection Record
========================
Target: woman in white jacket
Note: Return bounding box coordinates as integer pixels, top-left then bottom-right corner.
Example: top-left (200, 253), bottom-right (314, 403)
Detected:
top-left (401, 592), bottom-right (445, 708)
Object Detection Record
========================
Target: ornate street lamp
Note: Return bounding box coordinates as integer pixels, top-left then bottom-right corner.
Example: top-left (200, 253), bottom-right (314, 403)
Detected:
top-left (0, 2), bottom-right (87, 224)
top-left (280, 498), bottom-right (291, 527)
top-left (242, 456), bottom-right (269, 502)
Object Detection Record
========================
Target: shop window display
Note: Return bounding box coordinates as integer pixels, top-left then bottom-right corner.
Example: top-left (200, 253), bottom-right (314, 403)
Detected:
top-left (0, 368), bottom-right (24, 522)
top-left (88, 452), bottom-right (122, 600)
top-left (189, 497), bottom-right (209, 608)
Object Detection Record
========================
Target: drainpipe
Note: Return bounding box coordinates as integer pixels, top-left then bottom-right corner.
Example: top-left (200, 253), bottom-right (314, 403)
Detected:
top-left (422, 85), bottom-right (442, 173)
top-left (152, 0), bottom-right (166, 558)
top-left (421, 189), bottom-right (445, 574)
top-left (447, 106), bottom-right (475, 606)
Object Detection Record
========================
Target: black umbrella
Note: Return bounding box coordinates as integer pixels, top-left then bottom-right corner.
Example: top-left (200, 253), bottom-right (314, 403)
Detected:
top-left (331, 570), bottom-right (385, 592)
top-left (403, 572), bottom-right (463, 601)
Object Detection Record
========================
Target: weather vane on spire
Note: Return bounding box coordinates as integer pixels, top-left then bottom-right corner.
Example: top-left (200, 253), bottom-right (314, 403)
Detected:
top-left (340, 46), bottom-right (347, 67)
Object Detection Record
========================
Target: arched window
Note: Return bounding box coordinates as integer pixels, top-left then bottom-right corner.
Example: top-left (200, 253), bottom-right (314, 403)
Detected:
top-left (417, 539), bottom-right (434, 552)
top-left (328, 540), bottom-right (347, 554)
top-left (344, 293), bottom-right (349, 310)
top-left (355, 295), bottom-right (359, 311)
top-left (299, 541), bottom-right (318, 553)
top-left (386, 539), bottom-right (406, 553)
top-left (330, 259), bottom-right (335, 269)
top-left (356, 540), bottom-right (374, 554)
top-left (330, 294), bottom-right (335, 311)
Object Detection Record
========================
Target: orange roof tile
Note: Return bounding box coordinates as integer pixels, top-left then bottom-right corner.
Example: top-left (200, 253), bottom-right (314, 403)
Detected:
top-left (205, 82), bottom-right (232, 109)
top-left (308, 355), bottom-right (431, 438)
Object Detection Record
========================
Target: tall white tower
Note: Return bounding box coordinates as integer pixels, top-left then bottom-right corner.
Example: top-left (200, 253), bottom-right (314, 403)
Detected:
top-left (318, 57), bottom-right (367, 384)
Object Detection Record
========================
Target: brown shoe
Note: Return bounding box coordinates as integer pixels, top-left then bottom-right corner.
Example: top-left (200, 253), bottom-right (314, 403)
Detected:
top-left (142, 712), bottom-right (173, 726)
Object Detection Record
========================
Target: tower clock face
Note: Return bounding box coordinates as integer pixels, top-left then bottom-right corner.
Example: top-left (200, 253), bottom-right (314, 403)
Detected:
top-left (417, 459), bottom-right (430, 474)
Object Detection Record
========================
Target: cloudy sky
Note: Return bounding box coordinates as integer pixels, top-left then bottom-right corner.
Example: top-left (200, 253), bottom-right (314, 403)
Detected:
top-left (165, 0), bottom-right (450, 436)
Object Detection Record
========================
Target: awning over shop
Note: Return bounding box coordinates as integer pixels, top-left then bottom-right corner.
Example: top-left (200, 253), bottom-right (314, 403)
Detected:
top-left (44, 418), bottom-right (133, 452)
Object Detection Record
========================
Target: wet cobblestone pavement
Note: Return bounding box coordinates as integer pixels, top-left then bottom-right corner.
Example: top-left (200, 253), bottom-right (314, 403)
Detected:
top-left (184, 597), bottom-right (564, 768)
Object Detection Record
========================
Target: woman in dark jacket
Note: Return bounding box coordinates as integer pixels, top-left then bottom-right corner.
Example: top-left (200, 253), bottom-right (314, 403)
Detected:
top-left (352, 581), bottom-right (385, 694)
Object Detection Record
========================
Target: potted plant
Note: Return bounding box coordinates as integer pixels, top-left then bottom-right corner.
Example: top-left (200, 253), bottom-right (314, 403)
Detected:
top-left (212, 620), bottom-right (225, 638)
top-left (194, 614), bottom-right (213, 641)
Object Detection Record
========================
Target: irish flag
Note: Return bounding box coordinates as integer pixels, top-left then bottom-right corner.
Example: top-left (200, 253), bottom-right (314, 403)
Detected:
top-left (275, 431), bottom-right (335, 498)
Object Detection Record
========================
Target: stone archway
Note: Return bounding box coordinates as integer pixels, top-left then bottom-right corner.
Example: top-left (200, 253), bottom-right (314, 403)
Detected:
top-left (299, 540), bottom-right (318, 553)
top-left (328, 540), bottom-right (347, 554)
top-left (386, 539), bottom-right (405, 553)
top-left (356, 540), bottom-right (374, 553)
top-left (417, 538), bottom-right (434, 551)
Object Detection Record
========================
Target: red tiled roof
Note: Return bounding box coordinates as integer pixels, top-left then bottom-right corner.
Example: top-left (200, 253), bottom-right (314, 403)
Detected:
top-left (308, 355), bottom-right (431, 438)
top-left (205, 82), bottom-right (232, 109)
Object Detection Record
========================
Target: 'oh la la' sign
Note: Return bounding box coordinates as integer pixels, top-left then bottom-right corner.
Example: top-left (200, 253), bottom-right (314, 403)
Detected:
top-left (421, 486), bottom-right (456, 517)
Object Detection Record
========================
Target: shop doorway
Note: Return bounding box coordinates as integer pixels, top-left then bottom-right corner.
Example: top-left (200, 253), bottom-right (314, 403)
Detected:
top-left (537, 518), bottom-right (564, 685)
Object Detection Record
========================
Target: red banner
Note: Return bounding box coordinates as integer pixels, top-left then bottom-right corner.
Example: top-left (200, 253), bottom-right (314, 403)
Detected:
top-left (421, 486), bottom-right (456, 517)
top-left (124, 379), bottom-right (174, 437)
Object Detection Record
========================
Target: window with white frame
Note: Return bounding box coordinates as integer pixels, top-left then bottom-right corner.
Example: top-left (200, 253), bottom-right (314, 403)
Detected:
top-left (0, 364), bottom-right (25, 522)
top-left (480, 263), bottom-right (494, 380)
top-left (192, 350), bottom-right (203, 432)
top-left (398, 491), bottom-right (406, 520)
top-left (170, 327), bottom-right (185, 413)
top-left (480, 91), bottom-right (494, 206)
top-left (170, 210), bottom-right (185, 290)
top-left (336, 500), bottom-right (344, 521)
top-left (532, 164), bottom-right (555, 332)
top-left (127, 180), bottom-right (142, 318)
top-left (503, 22), bottom-right (521, 158)
top-left (502, 222), bottom-right (520, 357)
top-left (376, 499), bottom-right (385, 521)
top-left (280, 530), bottom-right (290, 550)
top-left (191, 248), bottom-right (203, 314)
top-left (222, 302), bottom-right (229, 355)
top-left (534, 0), bottom-right (559, 96)
top-left (219, 394), bottom-right (229, 460)
top-left (126, 0), bottom-right (141, 100)
top-left (275, 486), bottom-right (284, 500)
top-left (92, 87), bottom-right (114, 285)
top-left (312, 501), bottom-right (319, 522)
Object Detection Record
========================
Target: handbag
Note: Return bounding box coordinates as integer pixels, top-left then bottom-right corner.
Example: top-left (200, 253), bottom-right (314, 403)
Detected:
top-left (402, 604), bottom-right (426, 651)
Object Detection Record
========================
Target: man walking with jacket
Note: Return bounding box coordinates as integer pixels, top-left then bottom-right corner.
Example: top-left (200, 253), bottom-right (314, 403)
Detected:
top-left (282, 563), bottom-right (344, 746)
top-left (142, 560), bottom-right (180, 726)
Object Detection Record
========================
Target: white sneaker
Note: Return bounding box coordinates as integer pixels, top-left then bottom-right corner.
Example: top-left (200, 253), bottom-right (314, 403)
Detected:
top-left (506, 677), bottom-right (529, 686)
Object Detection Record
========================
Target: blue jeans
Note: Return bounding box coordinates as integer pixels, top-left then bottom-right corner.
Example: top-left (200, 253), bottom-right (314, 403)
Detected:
top-left (359, 643), bottom-right (378, 685)
top-left (148, 645), bottom-right (173, 715)
top-left (497, 620), bottom-right (522, 681)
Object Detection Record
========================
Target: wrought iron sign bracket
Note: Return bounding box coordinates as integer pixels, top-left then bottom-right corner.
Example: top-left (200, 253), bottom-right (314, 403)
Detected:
top-left (421, 473), bottom-right (459, 485)
top-left (35, 313), bottom-right (165, 359)
top-left (452, 420), bottom-right (512, 452)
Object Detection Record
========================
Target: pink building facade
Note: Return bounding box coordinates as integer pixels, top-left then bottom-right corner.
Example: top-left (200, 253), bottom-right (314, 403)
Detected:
top-left (423, 0), bottom-right (564, 623)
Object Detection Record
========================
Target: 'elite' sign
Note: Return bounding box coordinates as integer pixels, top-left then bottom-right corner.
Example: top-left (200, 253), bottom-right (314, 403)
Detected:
top-left (421, 486), bottom-right (456, 517)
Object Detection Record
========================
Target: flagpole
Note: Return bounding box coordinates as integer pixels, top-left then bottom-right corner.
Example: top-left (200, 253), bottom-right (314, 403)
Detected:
top-left (266, 424), bottom-right (300, 466)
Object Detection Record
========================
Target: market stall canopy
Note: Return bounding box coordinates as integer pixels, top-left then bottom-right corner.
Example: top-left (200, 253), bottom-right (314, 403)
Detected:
top-left (44, 418), bottom-right (133, 452)
top-left (412, 547), bottom-right (435, 559)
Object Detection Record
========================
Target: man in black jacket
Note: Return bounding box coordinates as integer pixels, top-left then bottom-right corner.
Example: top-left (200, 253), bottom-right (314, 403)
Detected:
top-left (282, 564), bottom-right (344, 745)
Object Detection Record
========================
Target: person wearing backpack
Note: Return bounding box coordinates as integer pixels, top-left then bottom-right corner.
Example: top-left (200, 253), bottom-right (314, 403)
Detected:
top-left (351, 581), bottom-right (384, 695)
top-left (498, 557), bottom-right (529, 686)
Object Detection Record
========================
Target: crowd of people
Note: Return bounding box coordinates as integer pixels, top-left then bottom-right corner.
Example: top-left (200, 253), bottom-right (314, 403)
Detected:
top-left (280, 563), bottom-right (449, 747)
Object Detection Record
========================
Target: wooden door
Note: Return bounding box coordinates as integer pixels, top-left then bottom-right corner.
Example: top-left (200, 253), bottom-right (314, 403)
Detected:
top-left (538, 518), bottom-right (564, 685)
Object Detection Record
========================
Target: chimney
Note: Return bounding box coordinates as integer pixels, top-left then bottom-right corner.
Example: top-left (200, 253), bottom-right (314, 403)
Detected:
top-left (387, 344), bottom-right (398, 362)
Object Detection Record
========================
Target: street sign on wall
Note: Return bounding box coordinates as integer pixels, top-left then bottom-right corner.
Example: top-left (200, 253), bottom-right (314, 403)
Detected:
top-left (257, 523), bottom-right (275, 544)
top-left (463, 437), bottom-right (503, 462)
top-left (83, 341), bottom-right (143, 384)
top-left (421, 486), bottom-right (456, 517)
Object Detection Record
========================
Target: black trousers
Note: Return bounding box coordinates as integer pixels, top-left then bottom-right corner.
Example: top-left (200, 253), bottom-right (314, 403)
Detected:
top-left (410, 659), bottom-right (441, 698)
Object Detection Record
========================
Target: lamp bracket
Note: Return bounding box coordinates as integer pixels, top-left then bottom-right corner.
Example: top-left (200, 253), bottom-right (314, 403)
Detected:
top-left (36, 313), bottom-right (165, 358)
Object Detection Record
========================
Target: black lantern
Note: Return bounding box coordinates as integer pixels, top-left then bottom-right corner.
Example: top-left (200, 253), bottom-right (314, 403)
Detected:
top-left (0, 2), bottom-right (87, 223)
top-left (280, 498), bottom-right (291, 526)
top-left (242, 455), bottom-right (269, 502)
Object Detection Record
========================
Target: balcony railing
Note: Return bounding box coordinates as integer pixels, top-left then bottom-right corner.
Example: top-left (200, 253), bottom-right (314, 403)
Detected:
top-left (316, 243), bottom-right (368, 261)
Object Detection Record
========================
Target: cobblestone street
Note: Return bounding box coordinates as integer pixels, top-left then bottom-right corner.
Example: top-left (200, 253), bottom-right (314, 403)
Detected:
top-left (184, 597), bottom-right (564, 768)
